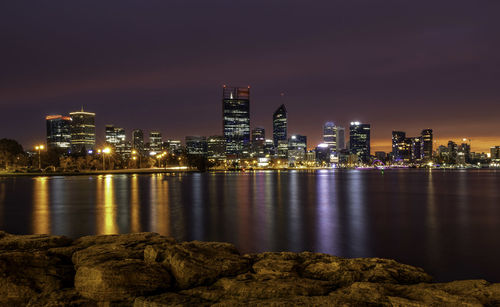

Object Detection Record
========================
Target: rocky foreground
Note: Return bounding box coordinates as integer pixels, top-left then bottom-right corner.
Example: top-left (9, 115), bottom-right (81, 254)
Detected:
top-left (0, 232), bottom-right (499, 306)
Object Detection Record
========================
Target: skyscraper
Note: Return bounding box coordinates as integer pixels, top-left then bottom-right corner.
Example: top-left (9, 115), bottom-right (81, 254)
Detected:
top-left (207, 136), bottom-right (226, 160)
top-left (336, 126), bottom-right (345, 152)
top-left (323, 122), bottom-right (336, 149)
top-left (421, 129), bottom-right (433, 161)
top-left (273, 104), bottom-right (287, 147)
top-left (222, 85), bottom-right (250, 155)
top-left (105, 125), bottom-right (125, 145)
top-left (411, 137), bottom-right (422, 162)
top-left (132, 129), bottom-right (144, 152)
top-left (46, 115), bottom-right (72, 150)
top-left (185, 136), bottom-right (207, 155)
top-left (392, 131), bottom-right (406, 162)
top-left (149, 131), bottom-right (162, 152)
top-left (288, 134), bottom-right (307, 163)
top-left (349, 121), bottom-right (370, 163)
top-left (69, 107), bottom-right (95, 153)
top-left (251, 127), bottom-right (265, 157)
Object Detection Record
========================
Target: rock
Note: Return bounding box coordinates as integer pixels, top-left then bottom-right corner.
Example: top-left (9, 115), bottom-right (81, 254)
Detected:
top-left (27, 288), bottom-right (98, 307)
top-left (150, 241), bottom-right (250, 289)
top-left (0, 232), bottom-right (72, 251)
top-left (74, 259), bottom-right (172, 302)
top-left (133, 292), bottom-right (210, 307)
top-left (302, 256), bottom-right (432, 286)
top-left (0, 250), bottom-right (74, 306)
top-left (251, 252), bottom-right (300, 277)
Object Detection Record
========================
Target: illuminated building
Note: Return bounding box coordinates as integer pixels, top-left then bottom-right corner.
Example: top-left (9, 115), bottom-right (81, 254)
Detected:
top-left (105, 125), bottom-right (127, 155)
top-left (458, 141), bottom-right (471, 164)
top-left (349, 121), bottom-right (371, 163)
top-left (315, 143), bottom-right (330, 164)
top-left (277, 140), bottom-right (288, 159)
top-left (251, 127), bottom-right (265, 157)
top-left (323, 122), bottom-right (336, 149)
top-left (263, 139), bottom-right (276, 156)
top-left (69, 107), bottom-right (96, 153)
top-left (421, 129), bottom-right (433, 161)
top-left (447, 141), bottom-right (458, 164)
top-left (491, 146), bottom-right (500, 161)
top-left (392, 131), bottom-right (406, 162)
top-left (46, 115), bottom-right (72, 150)
top-left (132, 129), bottom-right (144, 152)
top-left (273, 104), bottom-right (287, 147)
top-left (411, 137), bottom-right (422, 162)
top-left (222, 85), bottom-right (250, 155)
top-left (164, 140), bottom-right (182, 155)
top-left (185, 136), bottom-right (207, 155)
top-left (288, 134), bottom-right (307, 163)
top-left (149, 131), bottom-right (162, 152)
top-left (207, 136), bottom-right (226, 160)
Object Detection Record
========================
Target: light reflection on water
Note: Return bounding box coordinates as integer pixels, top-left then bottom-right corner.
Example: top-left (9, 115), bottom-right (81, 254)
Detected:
top-left (2, 169), bottom-right (500, 282)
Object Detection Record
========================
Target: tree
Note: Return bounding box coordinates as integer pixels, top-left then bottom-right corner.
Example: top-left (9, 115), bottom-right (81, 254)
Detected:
top-left (0, 139), bottom-right (26, 171)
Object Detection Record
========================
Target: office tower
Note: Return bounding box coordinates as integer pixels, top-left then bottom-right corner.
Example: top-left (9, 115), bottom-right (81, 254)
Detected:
top-left (411, 137), bottom-right (422, 162)
top-left (164, 140), bottom-right (182, 155)
top-left (222, 85), bottom-right (250, 155)
top-left (251, 127), bottom-right (265, 157)
top-left (421, 129), bottom-right (433, 161)
top-left (46, 115), bottom-right (72, 150)
top-left (323, 122), bottom-right (336, 149)
top-left (185, 136), bottom-right (207, 155)
top-left (132, 129), bottom-right (144, 152)
top-left (391, 131), bottom-right (406, 162)
top-left (149, 131), bottom-right (162, 152)
top-left (447, 141), bottom-right (458, 164)
top-left (105, 125), bottom-right (125, 145)
top-left (315, 143), bottom-right (330, 164)
top-left (207, 136), bottom-right (226, 160)
top-left (336, 126), bottom-right (345, 151)
top-left (263, 139), bottom-right (276, 156)
top-left (69, 107), bottom-right (96, 153)
top-left (288, 134), bottom-right (307, 163)
top-left (491, 146), bottom-right (500, 161)
top-left (349, 121), bottom-right (371, 163)
top-left (458, 141), bottom-right (471, 164)
top-left (273, 104), bottom-right (287, 147)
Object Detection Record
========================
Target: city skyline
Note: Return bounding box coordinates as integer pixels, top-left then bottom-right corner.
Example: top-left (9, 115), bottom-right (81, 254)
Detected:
top-left (1, 1), bottom-right (499, 152)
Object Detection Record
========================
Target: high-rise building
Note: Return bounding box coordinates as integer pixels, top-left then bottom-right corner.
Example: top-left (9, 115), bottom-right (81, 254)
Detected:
top-left (251, 127), bottom-right (265, 157)
top-left (46, 115), bottom-right (72, 150)
top-left (447, 141), bottom-right (458, 164)
top-left (273, 104), bottom-right (287, 147)
top-left (421, 129), bottom-right (433, 161)
top-left (349, 121), bottom-right (371, 163)
top-left (491, 146), bottom-right (500, 161)
top-left (185, 136), bottom-right (207, 156)
top-left (164, 140), bottom-right (182, 155)
top-left (132, 129), bottom-right (144, 152)
top-left (105, 125), bottom-right (125, 145)
top-left (323, 122), bottom-right (336, 149)
top-left (222, 85), bottom-right (250, 155)
top-left (411, 137), bottom-right (422, 162)
top-left (149, 131), bottom-right (162, 152)
top-left (288, 134), bottom-right (307, 163)
top-left (69, 107), bottom-right (95, 153)
top-left (336, 126), bottom-right (345, 152)
top-left (207, 136), bottom-right (226, 160)
top-left (392, 131), bottom-right (407, 162)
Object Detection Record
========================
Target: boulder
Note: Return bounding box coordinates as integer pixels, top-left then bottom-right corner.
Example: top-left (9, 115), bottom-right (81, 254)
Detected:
top-left (74, 259), bottom-right (172, 302)
top-left (134, 292), bottom-right (210, 307)
top-left (147, 241), bottom-right (250, 289)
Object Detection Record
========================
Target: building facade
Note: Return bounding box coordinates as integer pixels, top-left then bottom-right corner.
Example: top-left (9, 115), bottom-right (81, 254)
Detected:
top-left (273, 104), bottom-right (287, 147)
top-left (349, 122), bottom-right (371, 163)
top-left (149, 131), bottom-right (162, 152)
top-left (132, 129), bottom-right (144, 153)
top-left (222, 86), bottom-right (250, 155)
top-left (421, 129), bottom-right (433, 161)
top-left (69, 108), bottom-right (96, 153)
top-left (207, 136), bottom-right (226, 160)
top-left (323, 122), bottom-right (336, 149)
top-left (46, 115), bottom-right (72, 150)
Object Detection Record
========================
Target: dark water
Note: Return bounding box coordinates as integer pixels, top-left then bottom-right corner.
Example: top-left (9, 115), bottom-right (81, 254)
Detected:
top-left (1, 170), bottom-right (500, 282)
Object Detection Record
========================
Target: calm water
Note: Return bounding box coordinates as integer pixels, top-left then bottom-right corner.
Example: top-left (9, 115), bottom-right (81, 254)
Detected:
top-left (0, 170), bottom-right (499, 282)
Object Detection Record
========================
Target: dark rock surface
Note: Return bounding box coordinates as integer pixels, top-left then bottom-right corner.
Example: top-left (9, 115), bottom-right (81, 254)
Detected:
top-left (0, 231), bottom-right (498, 306)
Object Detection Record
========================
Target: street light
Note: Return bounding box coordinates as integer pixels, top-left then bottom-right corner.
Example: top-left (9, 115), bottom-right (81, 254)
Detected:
top-left (34, 145), bottom-right (45, 169)
top-left (102, 147), bottom-right (111, 170)
top-left (132, 150), bottom-right (141, 168)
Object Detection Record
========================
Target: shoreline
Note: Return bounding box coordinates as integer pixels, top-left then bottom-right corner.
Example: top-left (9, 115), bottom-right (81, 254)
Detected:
top-left (1, 167), bottom-right (498, 178)
top-left (1, 231), bottom-right (499, 305)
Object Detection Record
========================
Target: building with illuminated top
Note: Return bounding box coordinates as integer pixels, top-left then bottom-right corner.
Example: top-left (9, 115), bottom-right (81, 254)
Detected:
top-left (349, 121), bottom-right (371, 163)
top-left (222, 85), bottom-right (250, 155)
top-left (46, 115), bottom-right (72, 150)
top-left (323, 122), bottom-right (336, 148)
top-left (273, 104), bottom-right (287, 147)
top-left (69, 107), bottom-right (96, 153)
top-left (288, 134), bottom-right (307, 163)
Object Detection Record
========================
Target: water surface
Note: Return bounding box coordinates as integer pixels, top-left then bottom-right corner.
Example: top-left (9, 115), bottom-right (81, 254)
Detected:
top-left (1, 169), bottom-right (499, 282)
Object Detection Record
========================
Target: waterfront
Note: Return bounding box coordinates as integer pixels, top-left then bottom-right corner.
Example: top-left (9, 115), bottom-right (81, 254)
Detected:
top-left (1, 169), bottom-right (499, 282)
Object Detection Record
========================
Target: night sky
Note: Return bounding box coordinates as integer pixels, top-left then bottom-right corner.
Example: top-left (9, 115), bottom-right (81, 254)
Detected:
top-left (1, 1), bottom-right (499, 152)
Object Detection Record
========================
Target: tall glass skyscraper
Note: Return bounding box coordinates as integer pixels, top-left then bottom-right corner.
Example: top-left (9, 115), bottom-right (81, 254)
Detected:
top-left (421, 129), bottom-right (433, 161)
top-left (392, 131), bottom-right (406, 162)
top-left (69, 108), bottom-right (95, 153)
top-left (46, 115), bottom-right (72, 150)
top-left (323, 122), bottom-right (336, 148)
top-left (132, 129), bottom-right (144, 152)
top-left (273, 104), bottom-right (287, 147)
top-left (349, 121), bottom-right (371, 163)
top-left (222, 85), bottom-right (250, 155)
top-left (149, 131), bottom-right (162, 152)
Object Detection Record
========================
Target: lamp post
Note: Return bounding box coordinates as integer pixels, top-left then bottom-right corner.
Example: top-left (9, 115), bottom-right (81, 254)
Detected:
top-left (101, 147), bottom-right (111, 170)
top-left (132, 150), bottom-right (141, 168)
top-left (34, 145), bottom-right (44, 169)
